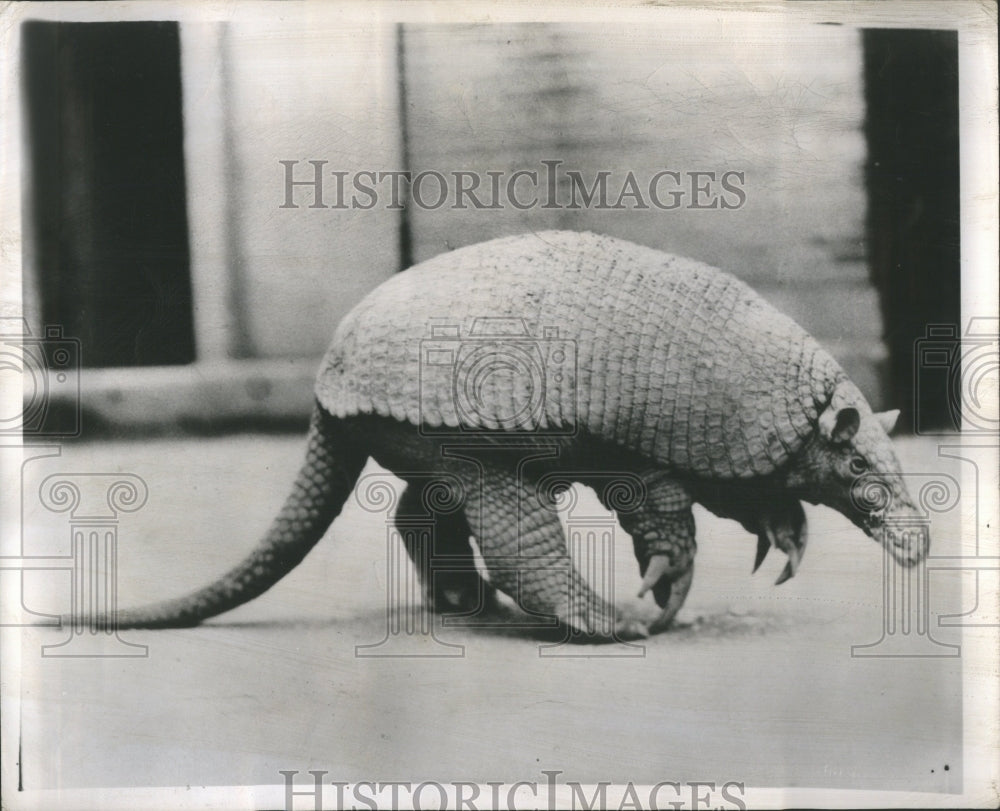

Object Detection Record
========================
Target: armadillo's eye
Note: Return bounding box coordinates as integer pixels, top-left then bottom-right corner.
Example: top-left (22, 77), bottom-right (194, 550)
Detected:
top-left (849, 456), bottom-right (869, 475)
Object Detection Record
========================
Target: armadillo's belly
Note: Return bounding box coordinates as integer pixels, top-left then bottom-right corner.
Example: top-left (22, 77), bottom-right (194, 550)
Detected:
top-left (343, 412), bottom-right (645, 490)
top-left (316, 231), bottom-right (841, 479)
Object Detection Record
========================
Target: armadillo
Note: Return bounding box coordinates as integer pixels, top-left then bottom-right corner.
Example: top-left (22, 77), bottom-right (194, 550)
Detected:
top-left (102, 231), bottom-right (927, 641)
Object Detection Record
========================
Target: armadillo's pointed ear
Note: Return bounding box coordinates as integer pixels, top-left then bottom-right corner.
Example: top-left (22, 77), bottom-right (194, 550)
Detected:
top-left (876, 409), bottom-right (900, 434)
top-left (818, 405), bottom-right (860, 443)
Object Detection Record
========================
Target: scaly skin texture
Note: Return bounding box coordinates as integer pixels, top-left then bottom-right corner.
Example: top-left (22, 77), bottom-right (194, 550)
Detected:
top-left (592, 469), bottom-right (696, 630)
top-left (361, 416), bottom-right (649, 640)
top-left (318, 230), bottom-right (843, 478)
top-left (91, 231), bottom-right (927, 640)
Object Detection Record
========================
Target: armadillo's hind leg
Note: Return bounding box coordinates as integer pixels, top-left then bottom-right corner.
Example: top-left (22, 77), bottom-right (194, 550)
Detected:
top-left (395, 480), bottom-right (498, 616)
top-left (464, 465), bottom-right (647, 643)
top-left (600, 470), bottom-right (696, 634)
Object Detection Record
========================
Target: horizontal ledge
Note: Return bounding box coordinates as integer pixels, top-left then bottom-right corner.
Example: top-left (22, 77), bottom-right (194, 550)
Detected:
top-left (72, 358), bottom-right (322, 437)
top-left (46, 343), bottom-right (891, 438)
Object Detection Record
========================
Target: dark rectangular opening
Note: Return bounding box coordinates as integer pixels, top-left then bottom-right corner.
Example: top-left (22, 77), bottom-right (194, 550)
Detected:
top-left (22, 20), bottom-right (196, 367)
top-left (863, 29), bottom-right (961, 431)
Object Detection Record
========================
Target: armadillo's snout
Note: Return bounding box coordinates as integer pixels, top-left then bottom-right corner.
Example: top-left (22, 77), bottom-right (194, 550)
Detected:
top-left (852, 476), bottom-right (929, 567)
top-left (865, 507), bottom-right (885, 531)
top-left (876, 521), bottom-right (930, 567)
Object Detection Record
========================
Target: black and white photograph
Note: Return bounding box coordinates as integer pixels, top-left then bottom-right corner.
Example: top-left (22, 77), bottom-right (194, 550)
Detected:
top-left (1, 1), bottom-right (997, 808)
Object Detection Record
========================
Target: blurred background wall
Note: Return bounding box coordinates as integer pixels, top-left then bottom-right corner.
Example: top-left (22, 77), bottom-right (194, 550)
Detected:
top-left (19, 17), bottom-right (960, 435)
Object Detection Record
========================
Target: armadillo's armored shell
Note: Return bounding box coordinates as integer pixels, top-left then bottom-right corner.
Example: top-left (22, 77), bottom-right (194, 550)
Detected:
top-left (316, 231), bottom-right (848, 478)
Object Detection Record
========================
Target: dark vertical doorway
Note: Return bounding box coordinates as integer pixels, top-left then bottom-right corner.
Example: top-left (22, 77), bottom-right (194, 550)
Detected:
top-left (22, 20), bottom-right (196, 367)
top-left (863, 29), bottom-right (960, 431)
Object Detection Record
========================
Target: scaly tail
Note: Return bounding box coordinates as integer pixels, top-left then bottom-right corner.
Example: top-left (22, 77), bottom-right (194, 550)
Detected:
top-left (70, 404), bottom-right (367, 629)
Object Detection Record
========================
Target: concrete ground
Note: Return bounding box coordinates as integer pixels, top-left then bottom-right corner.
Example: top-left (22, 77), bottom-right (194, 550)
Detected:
top-left (16, 433), bottom-right (965, 793)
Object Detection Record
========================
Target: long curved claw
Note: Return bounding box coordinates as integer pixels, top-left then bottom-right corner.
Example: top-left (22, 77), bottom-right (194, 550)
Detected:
top-left (651, 577), bottom-right (673, 609)
top-left (648, 564), bottom-right (694, 634)
top-left (637, 553), bottom-right (695, 634)
top-left (793, 509), bottom-right (807, 562)
top-left (637, 554), bottom-right (676, 601)
top-left (753, 532), bottom-right (771, 573)
top-left (774, 505), bottom-right (807, 584)
top-left (775, 545), bottom-right (801, 585)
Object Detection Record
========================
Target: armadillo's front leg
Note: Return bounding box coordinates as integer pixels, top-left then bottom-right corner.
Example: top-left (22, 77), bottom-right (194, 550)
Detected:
top-left (754, 498), bottom-right (808, 585)
top-left (602, 470), bottom-right (696, 633)
top-left (396, 481), bottom-right (497, 615)
top-left (692, 481), bottom-right (808, 585)
top-left (463, 464), bottom-right (647, 643)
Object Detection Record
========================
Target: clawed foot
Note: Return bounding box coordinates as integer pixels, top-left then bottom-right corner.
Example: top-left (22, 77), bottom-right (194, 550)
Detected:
top-left (752, 503), bottom-right (807, 585)
top-left (637, 554), bottom-right (683, 605)
top-left (555, 601), bottom-right (649, 643)
top-left (614, 616), bottom-right (650, 641)
top-left (638, 554), bottom-right (695, 634)
top-left (773, 546), bottom-right (802, 586)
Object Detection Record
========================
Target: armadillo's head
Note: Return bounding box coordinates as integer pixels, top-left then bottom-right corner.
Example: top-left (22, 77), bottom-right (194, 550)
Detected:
top-left (785, 384), bottom-right (928, 567)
